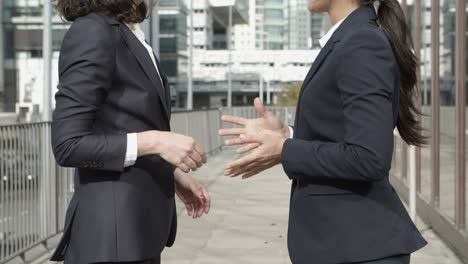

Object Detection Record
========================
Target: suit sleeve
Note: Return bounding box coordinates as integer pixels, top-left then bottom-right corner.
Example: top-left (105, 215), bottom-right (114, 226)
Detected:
top-left (281, 30), bottom-right (396, 182)
top-left (51, 16), bottom-right (127, 172)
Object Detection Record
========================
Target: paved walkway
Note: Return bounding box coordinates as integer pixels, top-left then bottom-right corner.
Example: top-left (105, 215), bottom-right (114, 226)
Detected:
top-left (37, 149), bottom-right (463, 264)
top-left (162, 149), bottom-right (464, 264)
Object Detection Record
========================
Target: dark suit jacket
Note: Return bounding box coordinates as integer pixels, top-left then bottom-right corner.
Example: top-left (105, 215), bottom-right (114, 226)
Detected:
top-left (50, 12), bottom-right (177, 263)
top-left (281, 6), bottom-right (427, 264)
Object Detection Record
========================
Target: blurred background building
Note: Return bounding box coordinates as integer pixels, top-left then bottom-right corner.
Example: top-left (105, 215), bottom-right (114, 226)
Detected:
top-left (0, 0), bottom-right (330, 114)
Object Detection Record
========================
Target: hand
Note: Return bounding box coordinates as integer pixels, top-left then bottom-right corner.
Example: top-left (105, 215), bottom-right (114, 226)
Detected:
top-left (137, 131), bottom-right (207, 173)
top-left (174, 169), bottom-right (211, 218)
top-left (225, 129), bottom-right (287, 179)
top-left (219, 98), bottom-right (289, 154)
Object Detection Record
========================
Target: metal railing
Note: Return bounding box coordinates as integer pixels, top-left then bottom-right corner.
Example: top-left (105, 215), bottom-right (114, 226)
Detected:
top-left (3, 105), bottom-right (467, 262)
top-left (0, 107), bottom-right (295, 263)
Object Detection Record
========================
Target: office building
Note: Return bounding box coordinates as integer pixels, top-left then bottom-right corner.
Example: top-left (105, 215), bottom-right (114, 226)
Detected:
top-left (191, 49), bottom-right (318, 108)
top-left (310, 12), bottom-right (330, 49)
top-left (156, 0), bottom-right (189, 108)
top-left (0, 0), bottom-right (67, 117)
top-left (287, 0), bottom-right (310, 50)
top-left (0, 1), bottom-right (194, 115)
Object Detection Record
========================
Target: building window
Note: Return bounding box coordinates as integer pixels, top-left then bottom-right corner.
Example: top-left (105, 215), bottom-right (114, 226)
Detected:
top-left (438, 0), bottom-right (457, 220)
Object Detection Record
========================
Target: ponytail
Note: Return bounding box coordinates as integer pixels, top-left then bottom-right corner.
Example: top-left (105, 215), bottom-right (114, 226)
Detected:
top-left (361, 0), bottom-right (426, 146)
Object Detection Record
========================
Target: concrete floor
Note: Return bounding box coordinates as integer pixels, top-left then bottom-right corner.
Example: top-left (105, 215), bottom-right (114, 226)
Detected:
top-left (161, 150), bottom-right (464, 264)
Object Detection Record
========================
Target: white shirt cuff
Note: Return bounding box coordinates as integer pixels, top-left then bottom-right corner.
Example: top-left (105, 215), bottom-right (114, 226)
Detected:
top-left (124, 133), bottom-right (138, 167)
top-left (288, 126), bottom-right (294, 139)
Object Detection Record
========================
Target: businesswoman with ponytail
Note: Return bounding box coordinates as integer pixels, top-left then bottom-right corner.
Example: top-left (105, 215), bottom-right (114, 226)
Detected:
top-left (220, 0), bottom-right (428, 263)
top-left (50, 0), bottom-right (211, 263)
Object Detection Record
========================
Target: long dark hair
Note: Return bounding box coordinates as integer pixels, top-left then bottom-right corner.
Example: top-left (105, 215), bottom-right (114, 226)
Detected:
top-left (360, 0), bottom-right (425, 146)
top-left (56, 0), bottom-right (156, 23)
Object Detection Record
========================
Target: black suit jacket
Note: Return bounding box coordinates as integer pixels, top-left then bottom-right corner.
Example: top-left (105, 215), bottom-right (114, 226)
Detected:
top-left (281, 6), bottom-right (427, 264)
top-left (50, 12), bottom-right (177, 263)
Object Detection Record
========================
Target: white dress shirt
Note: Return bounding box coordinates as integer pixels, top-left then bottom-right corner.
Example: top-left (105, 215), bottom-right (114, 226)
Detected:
top-left (288, 17), bottom-right (346, 139)
top-left (124, 23), bottom-right (163, 167)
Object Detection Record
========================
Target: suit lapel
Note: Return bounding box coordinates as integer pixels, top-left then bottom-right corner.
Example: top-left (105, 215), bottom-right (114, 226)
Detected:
top-left (301, 40), bottom-right (336, 91)
top-left (119, 25), bottom-right (170, 120)
top-left (294, 40), bottom-right (336, 132)
top-left (153, 54), bottom-right (172, 120)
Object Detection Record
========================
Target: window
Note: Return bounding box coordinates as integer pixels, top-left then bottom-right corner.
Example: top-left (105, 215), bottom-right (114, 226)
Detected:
top-left (160, 37), bottom-right (177, 53)
top-left (439, 0), bottom-right (457, 220)
top-left (419, 0), bottom-right (433, 201)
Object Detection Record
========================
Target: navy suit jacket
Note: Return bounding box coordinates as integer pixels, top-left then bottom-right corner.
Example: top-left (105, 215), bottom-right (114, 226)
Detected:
top-left (281, 6), bottom-right (427, 264)
top-left (50, 12), bottom-right (177, 263)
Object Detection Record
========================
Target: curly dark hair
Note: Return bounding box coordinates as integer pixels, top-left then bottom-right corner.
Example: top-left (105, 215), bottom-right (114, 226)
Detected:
top-left (56, 0), bottom-right (156, 23)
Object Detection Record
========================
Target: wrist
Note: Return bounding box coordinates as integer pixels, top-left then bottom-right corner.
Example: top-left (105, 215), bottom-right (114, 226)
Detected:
top-left (137, 130), bottom-right (163, 156)
top-left (276, 138), bottom-right (287, 161)
top-left (174, 168), bottom-right (190, 184)
top-left (281, 126), bottom-right (290, 139)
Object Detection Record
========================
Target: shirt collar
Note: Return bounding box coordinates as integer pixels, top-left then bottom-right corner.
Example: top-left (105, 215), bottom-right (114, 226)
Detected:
top-left (319, 18), bottom-right (346, 48)
top-left (125, 23), bottom-right (146, 41)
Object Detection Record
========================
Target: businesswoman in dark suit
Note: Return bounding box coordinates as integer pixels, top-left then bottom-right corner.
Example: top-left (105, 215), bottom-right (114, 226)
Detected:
top-left (220, 0), bottom-right (427, 263)
top-left (50, 0), bottom-right (210, 263)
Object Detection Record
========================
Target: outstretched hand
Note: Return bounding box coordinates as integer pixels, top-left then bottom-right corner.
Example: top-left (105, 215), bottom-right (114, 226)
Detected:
top-left (224, 129), bottom-right (286, 178)
top-left (219, 98), bottom-right (289, 154)
top-left (219, 98), bottom-right (289, 178)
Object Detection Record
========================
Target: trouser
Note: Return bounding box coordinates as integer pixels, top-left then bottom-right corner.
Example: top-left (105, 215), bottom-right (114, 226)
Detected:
top-left (91, 256), bottom-right (161, 264)
top-left (354, 254), bottom-right (410, 264)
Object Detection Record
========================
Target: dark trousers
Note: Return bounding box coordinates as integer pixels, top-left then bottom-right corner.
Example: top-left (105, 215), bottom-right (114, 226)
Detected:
top-left (92, 256), bottom-right (161, 264)
top-left (354, 254), bottom-right (410, 264)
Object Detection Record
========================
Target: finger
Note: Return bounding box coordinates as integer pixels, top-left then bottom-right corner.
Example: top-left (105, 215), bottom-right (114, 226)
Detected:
top-left (219, 128), bottom-right (246, 136)
top-left (221, 115), bottom-right (247, 126)
top-left (196, 200), bottom-right (205, 218)
top-left (186, 203), bottom-right (194, 217)
top-left (178, 163), bottom-right (190, 173)
top-left (227, 154), bottom-right (271, 176)
top-left (193, 142), bottom-right (207, 163)
top-left (183, 157), bottom-right (198, 171)
top-left (225, 160), bottom-right (255, 177)
top-left (228, 161), bottom-right (259, 177)
top-left (226, 151), bottom-right (259, 170)
top-left (254, 97), bottom-right (267, 117)
top-left (194, 199), bottom-right (203, 219)
top-left (242, 168), bottom-right (262, 179)
top-left (198, 186), bottom-right (211, 214)
top-left (202, 192), bottom-right (211, 214)
top-left (236, 143), bottom-right (260, 154)
top-left (189, 151), bottom-right (204, 168)
top-left (224, 137), bottom-right (245, 146)
top-left (225, 160), bottom-right (253, 176)
top-left (191, 202), bottom-right (198, 219)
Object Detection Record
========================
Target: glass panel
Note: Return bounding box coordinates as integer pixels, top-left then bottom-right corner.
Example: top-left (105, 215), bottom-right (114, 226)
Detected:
top-left (157, 5), bottom-right (188, 109)
top-left (465, 0), bottom-right (468, 232)
top-left (0, 0), bottom-right (63, 116)
top-left (160, 15), bottom-right (178, 33)
top-left (420, 0), bottom-right (433, 202)
top-left (439, 0), bottom-right (457, 220)
top-left (393, 137), bottom-right (403, 180)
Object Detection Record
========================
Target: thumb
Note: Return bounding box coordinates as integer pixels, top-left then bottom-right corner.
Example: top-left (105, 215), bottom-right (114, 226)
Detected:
top-left (254, 97), bottom-right (267, 117)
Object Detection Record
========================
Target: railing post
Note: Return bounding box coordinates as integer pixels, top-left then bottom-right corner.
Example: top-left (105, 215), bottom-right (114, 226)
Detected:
top-left (42, 0), bottom-right (52, 121)
top-left (454, 0), bottom-right (466, 229)
top-left (39, 124), bottom-right (48, 240)
top-left (431, 0), bottom-right (440, 207)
